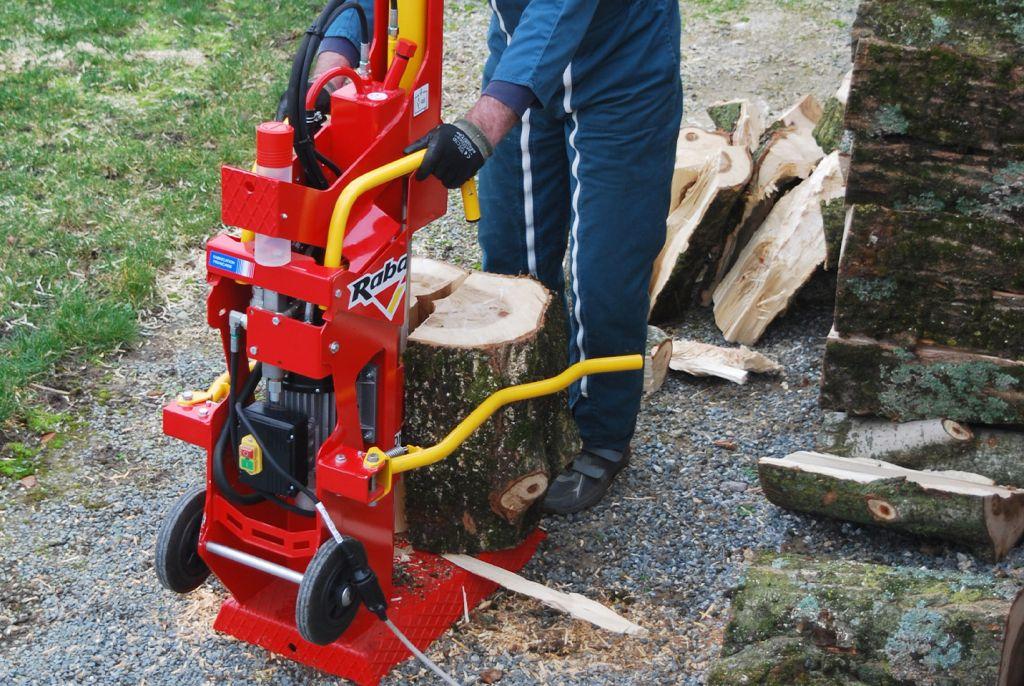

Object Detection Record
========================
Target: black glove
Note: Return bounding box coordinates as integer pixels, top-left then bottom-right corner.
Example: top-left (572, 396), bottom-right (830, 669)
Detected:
top-left (405, 119), bottom-right (492, 189)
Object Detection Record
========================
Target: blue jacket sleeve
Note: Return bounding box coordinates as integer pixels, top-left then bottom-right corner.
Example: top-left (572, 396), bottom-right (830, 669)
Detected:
top-left (489, 0), bottom-right (601, 109)
top-left (322, 0), bottom-right (375, 65)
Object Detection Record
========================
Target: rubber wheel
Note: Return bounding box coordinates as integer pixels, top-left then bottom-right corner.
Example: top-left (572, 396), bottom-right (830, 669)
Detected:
top-left (155, 485), bottom-right (211, 593)
top-left (296, 539), bottom-right (360, 645)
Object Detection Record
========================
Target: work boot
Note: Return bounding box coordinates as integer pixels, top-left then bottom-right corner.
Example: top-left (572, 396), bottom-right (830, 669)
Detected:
top-left (541, 447), bottom-right (630, 515)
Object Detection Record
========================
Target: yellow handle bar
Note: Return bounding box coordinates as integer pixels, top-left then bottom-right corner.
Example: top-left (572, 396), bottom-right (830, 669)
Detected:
top-left (388, 354), bottom-right (643, 475)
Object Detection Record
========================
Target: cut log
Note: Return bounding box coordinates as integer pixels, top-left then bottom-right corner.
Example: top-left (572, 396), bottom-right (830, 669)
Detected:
top-left (770, 94), bottom-right (823, 136)
top-left (404, 272), bottom-right (578, 553)
top-left (670, 127), bottom-right (732, 212)
top-left (409, 256), bottom-right (468, 331)
top-left (834, 204), bottom-right (1024, 357)
top-left (845, 38), bottom-right (1024, 155)
top-left (643, 326), bottom-right (672, 396)
top-left (704, 111), bottom-right (826, 302)
top-left (709, 554), bottom-right (1024, 685)
top-left (713, 152), bottom-right (845, 345)
top-left (820, 331), bottom-right (1024, 425)
top-left (649, 147), bottom-right (752, 322)
top-left (818, 412), bottom-right (1024, 489)
top-left (812, 69), bottom-right (852, 155)
top-left (669, 340), bottom-right (780, 385)
top-left (707, 98), bottom-right (767, 152)
top-left (846, 139), bottom-right (1024, 225)
top-left (758, 451), bottom-right (1024, 560)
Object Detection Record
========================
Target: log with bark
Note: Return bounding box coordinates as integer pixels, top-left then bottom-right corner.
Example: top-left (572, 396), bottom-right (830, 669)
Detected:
top-left (820, 331), bottom-right (1024, 426)
top-left (818, 412), bottom-right (1024, 489)
top-left (670, 127), bottom-right (731, 213)
top-left (812, 69), bottom-right (851, 155)
top-left (707, 98), bottom-right (767, 152)
top-left (649, 146), bottom-right (752, 322)
top-left (703, 98), bottom-right (826, 301)
top-left (759, 451), bottom-right (1024, 560)
top-left (833, 204), bottom-right (1024, 357)
top-left (644, 326), bottom-right (672, 396)
top-left (713, 151), bottom-right (845, 345)
top-left (403, 271), bottom-right (578, 552)
top-left (708, 554), bottom-right (1024, 685)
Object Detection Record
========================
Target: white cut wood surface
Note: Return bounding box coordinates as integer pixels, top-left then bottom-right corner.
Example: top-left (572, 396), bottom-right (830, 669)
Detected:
top-left (443, 554), bottom-right (648, 636)
top-left (670, 127), bottom-right (731, 212)
top-left (774, 94), bottom-right (823, 132)
top-left (713, 151), bottom-right (846, 345)
top-left (669, 339), bottom-right (781, 385)
top-left (410, 257), bottom-right (468, 331)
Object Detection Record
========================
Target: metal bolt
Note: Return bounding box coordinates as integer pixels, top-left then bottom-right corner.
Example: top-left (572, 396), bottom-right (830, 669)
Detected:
top-left (272, 316), bottom-right (281, 326)
top-left (334, 288), bottom-right (342, 298)
top-left (334, 454), bottom-right (347, 465)
top-left (198, 407), bottom-right (209, 418)
top-left (181, 391), bottom-right (193, 401)
top-left (329, 341), bottom-right (340, 354)
top-left (281, 212), bottom-right (288, 220)
top-left (249, 346), bottom-right (258, 355)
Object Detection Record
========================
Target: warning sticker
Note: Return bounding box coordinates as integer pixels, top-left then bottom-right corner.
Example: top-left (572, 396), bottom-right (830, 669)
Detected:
top-left (209, 250), bottom-right (255, 278)
top-left (413, 84), bottom-right (429, 117)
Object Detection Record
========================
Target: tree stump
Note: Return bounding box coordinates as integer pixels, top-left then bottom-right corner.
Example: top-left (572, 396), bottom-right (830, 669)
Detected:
top-left (403, 270), bottom-right (578, 553)
top-left (709, 554), bottom-right (1024, 685)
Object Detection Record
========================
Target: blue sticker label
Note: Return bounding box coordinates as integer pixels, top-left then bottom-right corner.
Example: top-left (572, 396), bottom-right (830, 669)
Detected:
top-left (209, 250), bottom-right (254, 278)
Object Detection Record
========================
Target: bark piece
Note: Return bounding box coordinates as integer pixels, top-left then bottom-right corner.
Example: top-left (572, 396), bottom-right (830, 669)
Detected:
top-left (644, 326), bottom-right (672, 397)
top-left (818, 412), bottom-right (1024, 489)
top-left (846, 38), bottom-right (1024, 155)
top-left (669, 340), bottom-right (780, 385)
top-left (710, 553), bottom-right (1024, 685)
top-left (707, 98), bottom-right (768, 152)
top-left (813, 69), bottom-right (852, 155)
top-left (834, 204), bottom-right (1024, 357)
top-left (758, 451), bottom-right (1024, 560)
top-left (670, 127), bottom-right (732, 213)
top-left (404, 272), bottom-right (578, 553)
top-left (713, 152), bottom-right (845, 345)
top-left (649, 147), bottom-right (752, 322)
top-left (409, 256), bottom-right (468, 331)
top-left (820, 331), bottom-right (1024, 426)
top-left (443, 554), bottom-right (647, 636)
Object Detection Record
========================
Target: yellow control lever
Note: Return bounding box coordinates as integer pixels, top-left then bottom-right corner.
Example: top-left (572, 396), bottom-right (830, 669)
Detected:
top-left (361, 355), bottom-right (643, 499)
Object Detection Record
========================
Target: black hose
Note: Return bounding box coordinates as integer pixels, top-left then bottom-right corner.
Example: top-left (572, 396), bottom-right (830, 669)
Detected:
top-left (287, 0), bottom-right (369, 189)
top-left (213, 360), bottom-right (265, 506)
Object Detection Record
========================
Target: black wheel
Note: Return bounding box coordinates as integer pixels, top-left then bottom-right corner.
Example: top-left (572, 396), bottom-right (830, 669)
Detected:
top-left (155, 485), bottom-right (210, 593)
top-left (296, 539), bottom-right (360, 645)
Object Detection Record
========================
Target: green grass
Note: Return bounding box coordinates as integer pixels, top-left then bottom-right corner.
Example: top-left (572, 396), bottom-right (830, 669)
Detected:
top-left (0, 1), bottom-right (329, 424)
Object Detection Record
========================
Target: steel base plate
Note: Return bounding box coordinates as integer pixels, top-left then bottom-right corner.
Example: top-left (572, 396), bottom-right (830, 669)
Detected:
top-left (213, 529), bottom-right (545, 685)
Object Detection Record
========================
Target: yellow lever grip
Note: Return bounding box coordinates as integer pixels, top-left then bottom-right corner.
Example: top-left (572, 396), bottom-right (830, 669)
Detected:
top-left (388, 354), bottom-right (643, 475)
top-left (460, 178), bottom-right (480, 222)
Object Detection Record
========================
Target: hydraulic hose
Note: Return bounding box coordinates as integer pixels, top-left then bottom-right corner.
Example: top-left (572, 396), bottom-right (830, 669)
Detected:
top-left (287, 0), bottom-right (369, 189)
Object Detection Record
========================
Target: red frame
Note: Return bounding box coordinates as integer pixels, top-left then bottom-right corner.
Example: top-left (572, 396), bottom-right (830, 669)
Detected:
top-left (160, 2), bottom-right (543, 682)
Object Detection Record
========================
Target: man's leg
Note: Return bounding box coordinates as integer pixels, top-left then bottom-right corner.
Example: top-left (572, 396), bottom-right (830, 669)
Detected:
top-left (477, 108), bottom-right (570, 296)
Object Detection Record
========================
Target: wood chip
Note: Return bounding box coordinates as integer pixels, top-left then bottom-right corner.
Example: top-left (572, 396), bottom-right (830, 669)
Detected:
top-left (669, 339), bottom-right (781, 385)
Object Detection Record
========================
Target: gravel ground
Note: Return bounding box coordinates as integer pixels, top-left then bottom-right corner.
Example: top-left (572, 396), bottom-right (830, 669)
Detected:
top-left (10, 2), bottom-right (1013, 685)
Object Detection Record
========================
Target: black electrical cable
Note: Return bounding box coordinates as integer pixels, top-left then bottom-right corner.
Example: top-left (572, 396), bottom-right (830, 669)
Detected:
top-left (287, 0), bottom-right (368, 189)
top-left (234, 398), bottom-right (319, 505)
top-left (213, 359), bottom-right (265, 506)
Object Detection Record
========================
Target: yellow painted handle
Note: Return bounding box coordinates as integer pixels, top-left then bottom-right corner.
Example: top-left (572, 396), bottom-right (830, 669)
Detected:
top-left (389, 355), bottom-right (643, 475)
top-left (461, 178), bottom-right (480, 222)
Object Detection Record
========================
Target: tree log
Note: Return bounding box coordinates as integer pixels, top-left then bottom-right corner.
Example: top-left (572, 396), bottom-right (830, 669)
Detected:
top-left (819, 332), bottom-right (1024, 425)
top-left (821, 198), bottom-right (848, 271)
top-left (713, 152), bottom-right (845, 344)
top-left (846, 139), bottom-right (1024, 225)
top-left (403, 271), bottom-right (578, 552)
top-left (670, 127), bottom-right (732, 213)
top-left (759, 451), bottom-right (1024, 560)
top-left (644, 326), bottom-right (672, 397)
top-left (833, 204), bottom-right (1024, 357)
top-left (709, 553), bottom-right (1024, 685)
top-left (649, 147), bottom-right (752, 322)
top-left (409, 256), bottom-right (468, 330)
top-left (845, 38), bottom-right (1024, 155)
top-left (818, 411), bottom-right (1024, 489)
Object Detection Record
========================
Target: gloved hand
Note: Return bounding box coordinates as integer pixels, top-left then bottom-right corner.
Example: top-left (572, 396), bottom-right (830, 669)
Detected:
top-left (405, 119), bottom-right (493, 189)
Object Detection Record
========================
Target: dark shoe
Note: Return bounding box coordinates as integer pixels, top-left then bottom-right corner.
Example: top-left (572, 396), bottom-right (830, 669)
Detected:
top-left (542, 446), bottom-right (631, 515)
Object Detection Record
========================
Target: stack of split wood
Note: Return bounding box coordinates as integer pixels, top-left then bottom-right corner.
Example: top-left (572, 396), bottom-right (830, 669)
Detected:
top-left (819, 0), bottom-right (1024, 424)
top-left (648, 83), bottom-right (851, 345)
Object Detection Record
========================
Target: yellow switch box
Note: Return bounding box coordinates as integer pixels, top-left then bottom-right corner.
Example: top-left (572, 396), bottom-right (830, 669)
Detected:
top-left (238, 435), bottom-right (262, 476)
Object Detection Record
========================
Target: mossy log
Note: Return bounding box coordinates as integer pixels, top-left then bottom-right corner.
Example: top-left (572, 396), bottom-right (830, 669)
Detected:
top-left (649, 147), bottom-right (752, 322)
top-left (819, 332), bottom-right (1024, 426)
top-left (821, 197), bottom-right (847, 271)
top-left (707, 98), bottom-right (767, 152)
top-left (713, 152), bottom-right (844, 344)
top-left (813, 70), bottom-right (851, 155)
top-left (818, 412), bottom-right (1024, 489)
top-left (403, 271), bottom-right (578, 553)
top-left (846, 140), bottom-right (1024, 225)
top-left (833, 204), bottom-right (1024, 357)
top-left (758, 451), bottom-right (1024, 560)
top-left (709, 553), bottom-right (1024, 685)
top-left (846, 38), bottom-right (1024, 155)
top-left (853, 0), bottom-right (1024, 61)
